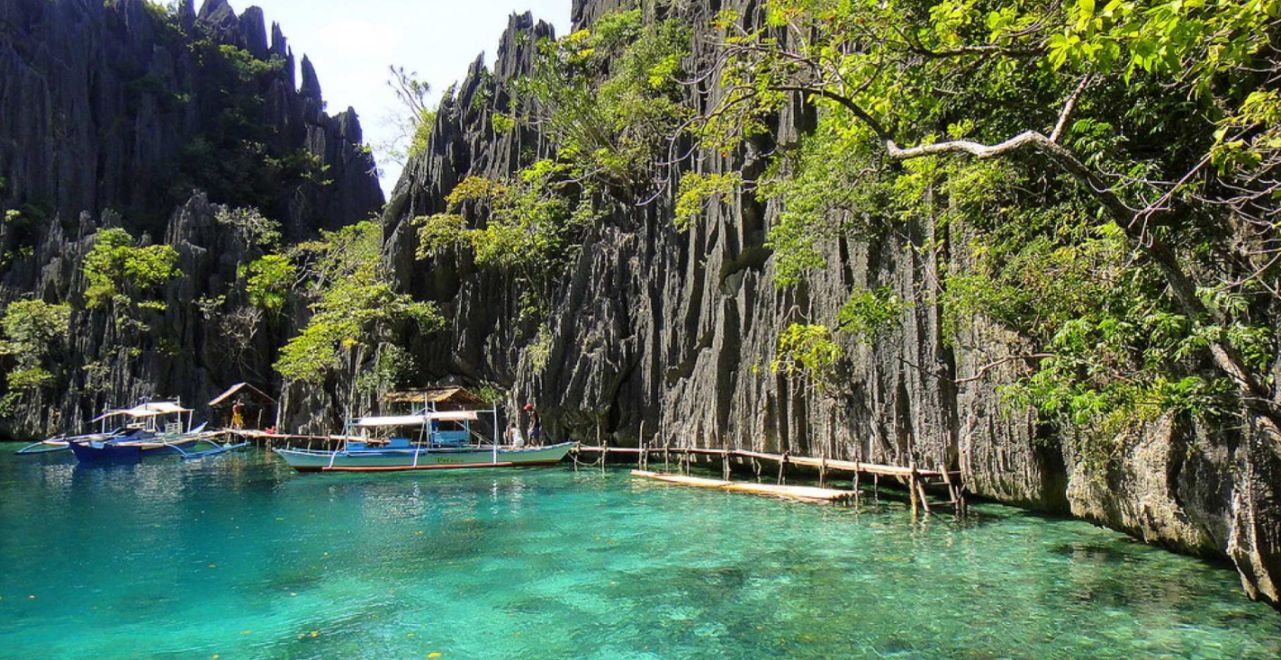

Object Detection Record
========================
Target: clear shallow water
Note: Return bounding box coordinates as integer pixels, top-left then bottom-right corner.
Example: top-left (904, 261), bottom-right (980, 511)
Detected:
top-left (1, 446), bottom-right (1279, 658)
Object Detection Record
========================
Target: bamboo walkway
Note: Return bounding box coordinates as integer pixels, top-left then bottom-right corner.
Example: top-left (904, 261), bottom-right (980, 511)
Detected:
top-left (219, 429), bottom-right (963, 515)
top-left (574, 445), bottom-right (966, 516)
top-left (632, 470), bottom-right (859, 503)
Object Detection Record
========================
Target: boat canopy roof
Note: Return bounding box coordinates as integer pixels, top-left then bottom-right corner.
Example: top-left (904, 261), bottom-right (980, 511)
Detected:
top-left (92, 401), bottom-right (192, 421)
top-left (352, 410), bottom-right (479, 427)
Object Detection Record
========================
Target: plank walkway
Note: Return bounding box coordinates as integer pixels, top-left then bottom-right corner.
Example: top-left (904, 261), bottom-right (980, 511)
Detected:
top-left (576, 444), bottom-right (966, 515)
top-left (573, 445), bottom-right (957, 479)
top-left (632, 470), bottom-right (858, 503)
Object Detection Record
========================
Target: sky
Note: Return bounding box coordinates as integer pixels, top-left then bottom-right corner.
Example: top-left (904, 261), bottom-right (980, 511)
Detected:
top-left (244, 0), bottom-right (573, 193)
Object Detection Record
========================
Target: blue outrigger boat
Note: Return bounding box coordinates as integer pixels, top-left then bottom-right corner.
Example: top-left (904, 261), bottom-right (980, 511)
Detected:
top-left (67, 401), bottom-right (248, 464)
top-left (274, 406), bottom-right (573, 473)
top-left (15, 431), bottom-right (114, 455)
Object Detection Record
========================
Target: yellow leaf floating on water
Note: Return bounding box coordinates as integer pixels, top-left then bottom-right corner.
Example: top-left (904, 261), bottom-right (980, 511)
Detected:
top-left (208, 563), bottom-right (217, 569)
top-left (310, 631), bottom-right (319, 638)
top-left (241, 630), bottom-right (252, 635)
top-left (428, 653), bottom-right (443, 658)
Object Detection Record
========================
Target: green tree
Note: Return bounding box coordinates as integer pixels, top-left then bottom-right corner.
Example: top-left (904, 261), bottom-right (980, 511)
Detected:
top-left (215, 205), bottom-right (282, 249)
top-left (275, 221), bottom-right (444, 385)
top-left (82, 228), bottom-right (181, 310)
top-left (381, 65), bottom-right (436, 166)
top-left (0, 299), bottom-right (71, 392)
top-left (239, 254), bottom-right (295, 312)
top-left (694, 0), bottom-right (1281, 438)
top-left (771, 323), bottom-right (844, 395)
top-left (518, 9), bottom-right (692, 199)
top-left (414, 161), bottom-right (593, 320)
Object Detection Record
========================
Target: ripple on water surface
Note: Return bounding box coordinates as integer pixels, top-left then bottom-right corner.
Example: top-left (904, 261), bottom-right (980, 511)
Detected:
top-left (0, 445), bottom-right (1279, 658)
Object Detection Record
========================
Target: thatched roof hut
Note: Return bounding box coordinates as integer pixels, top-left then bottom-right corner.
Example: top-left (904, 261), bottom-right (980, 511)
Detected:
top-left (208, 382), bottom-right (277, 429)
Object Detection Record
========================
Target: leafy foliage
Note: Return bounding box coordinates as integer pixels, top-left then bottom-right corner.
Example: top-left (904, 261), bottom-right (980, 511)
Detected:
top-left (381, 66), bottom-right (436, 166)
top-left (771, 323), bottom-right (843, 394)
top-left (414, 161), bottom-right (593, 318)
top-left (838, 287), bottom-right (907, 340)
top-left (275, 222), bottom-right (444, 384)
top-left (686, 0), bottom-right (1281, 461)
top-left (675, 173), bottom-right (742, 231)
top-left (215, 205), bottom-right (282, 249)
top-left (518, 9), bottom-right (692, 197)
top-left (0, 299), bottom-right (71, 391)
top-left (82, 228), bottom-right (181, 309)
top-left (239, 255), bottom-right (295, 312)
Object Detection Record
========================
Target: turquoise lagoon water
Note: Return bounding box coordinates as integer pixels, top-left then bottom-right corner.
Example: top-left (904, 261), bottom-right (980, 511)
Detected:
top-left (1, 446), bottom-right (1280, 658)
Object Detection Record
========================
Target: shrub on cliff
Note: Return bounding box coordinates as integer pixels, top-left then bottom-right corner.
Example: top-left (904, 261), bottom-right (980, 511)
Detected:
top-left (0, 299), bottom-right (71, 411)
top-left (517, 9), bottom-right (691, 199)
top-left (82, 228), bottom-right (181, 310)
top-left (275, 221), bottom-right (444, 386)
top-left (414, 160), bottom-right (592, 321)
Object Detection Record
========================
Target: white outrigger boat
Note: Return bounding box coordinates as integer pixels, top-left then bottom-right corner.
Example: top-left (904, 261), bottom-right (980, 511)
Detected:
top-left (15, 434), bottom-right (93, 455)
top-left (16, 408), bottom-right (140, 455)
top-left (66, 401), bottom-right (247, 463)
top-left (273, 408), bottom-right (574, 473)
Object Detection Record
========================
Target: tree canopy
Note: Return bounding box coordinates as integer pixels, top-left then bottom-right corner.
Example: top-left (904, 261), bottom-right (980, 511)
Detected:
top-left (688, 0), bottom-right (1281, 443)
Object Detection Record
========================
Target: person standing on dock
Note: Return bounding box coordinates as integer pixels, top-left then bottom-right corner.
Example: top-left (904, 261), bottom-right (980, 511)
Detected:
top-left (524, 403), bottom-right (542, 446)
top-left (231, 400), bottom-right (245, 430)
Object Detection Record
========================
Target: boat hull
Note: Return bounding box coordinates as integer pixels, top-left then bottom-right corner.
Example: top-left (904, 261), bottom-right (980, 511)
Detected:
top-left (68, 436), bottom-right (201, 464)
top-left (16, 432), bottom-right (118, 455)
top-left (273, 442), bottom-right (576, 473)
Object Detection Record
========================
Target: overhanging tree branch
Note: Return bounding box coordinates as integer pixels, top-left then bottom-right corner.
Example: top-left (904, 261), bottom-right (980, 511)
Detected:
top-left (771, 78), bottom-right (1281, 420)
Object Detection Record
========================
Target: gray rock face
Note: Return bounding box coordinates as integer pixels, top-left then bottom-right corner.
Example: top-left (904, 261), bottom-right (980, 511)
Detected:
top-left (0, 0), bottom-right (381, 436)
top-left (0, 0), bottom-right (381, 243)
top-left (382, 5), bottom-right (1281, 605)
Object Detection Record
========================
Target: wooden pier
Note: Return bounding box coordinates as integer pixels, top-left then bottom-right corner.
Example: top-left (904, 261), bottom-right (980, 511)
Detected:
top-left (574, 445), bottom-right (965, 516)
top-left (632, 470), bottom-right (859, 503)
top-left (215, 429), bottom-right (964, 515)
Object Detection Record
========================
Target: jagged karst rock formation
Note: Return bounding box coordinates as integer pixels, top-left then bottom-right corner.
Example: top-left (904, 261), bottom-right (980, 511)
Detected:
top-left (0, 0), bottom-right (382, 435)
top-left (382, 3), bottom-right (1281, 605)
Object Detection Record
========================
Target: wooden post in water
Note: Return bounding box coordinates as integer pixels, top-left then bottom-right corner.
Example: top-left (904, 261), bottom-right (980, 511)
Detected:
top-left (777, 451), bottom-right (789, 485)
top-left (819, 454), bottom-right (828, 488)
top-left (638, 421), bottom-right (646, 471)
top-left (853, 471), bottom-right (861, 505)
top-left (722, 449), bottom-right (730, 480)
top-left (909, 462), bottom-right (919, 518)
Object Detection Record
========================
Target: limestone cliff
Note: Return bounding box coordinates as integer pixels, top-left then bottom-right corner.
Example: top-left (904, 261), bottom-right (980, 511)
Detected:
top-left (382, 4), bottom-right (1281, 605)
top-left (0, 0), bottom-right (382, 436)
